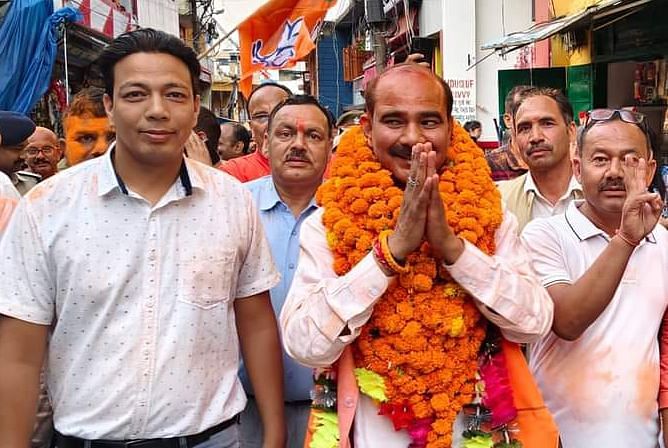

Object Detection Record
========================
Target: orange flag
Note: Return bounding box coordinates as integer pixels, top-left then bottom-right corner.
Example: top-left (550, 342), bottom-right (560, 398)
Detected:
top-left (238, 0), bottom-right (337, 98)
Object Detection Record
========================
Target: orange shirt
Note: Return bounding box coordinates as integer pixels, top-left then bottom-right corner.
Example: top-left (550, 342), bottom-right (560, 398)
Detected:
top-left (218, 151), bottom-right (271, 183)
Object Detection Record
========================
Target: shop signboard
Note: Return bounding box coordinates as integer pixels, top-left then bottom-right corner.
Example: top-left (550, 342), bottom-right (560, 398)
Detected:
top-left (442, 0), bottom-right (476, 124)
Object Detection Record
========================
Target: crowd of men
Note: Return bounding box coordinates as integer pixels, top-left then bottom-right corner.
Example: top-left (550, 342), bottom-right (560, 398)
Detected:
top-left (0, 27), bottom-right (667, 448)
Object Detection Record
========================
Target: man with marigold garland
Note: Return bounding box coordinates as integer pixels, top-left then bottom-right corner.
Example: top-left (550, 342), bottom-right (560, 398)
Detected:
top-left (280, 63), bottom-right (559, 448)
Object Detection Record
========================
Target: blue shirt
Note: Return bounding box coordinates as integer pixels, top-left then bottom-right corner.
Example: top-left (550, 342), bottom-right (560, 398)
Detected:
top-left (241, 175), bottom-right (318, 402)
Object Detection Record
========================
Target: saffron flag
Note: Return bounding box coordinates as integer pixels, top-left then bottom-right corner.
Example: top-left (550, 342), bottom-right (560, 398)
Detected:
top-left (238, 0), bottom-right (337, 98)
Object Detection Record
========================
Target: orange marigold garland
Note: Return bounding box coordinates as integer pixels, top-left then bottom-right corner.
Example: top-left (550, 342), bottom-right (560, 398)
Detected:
top-left (315, 122), bottom-right (505, 447)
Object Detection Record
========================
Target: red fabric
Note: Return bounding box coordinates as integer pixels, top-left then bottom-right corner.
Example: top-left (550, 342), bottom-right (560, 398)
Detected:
top-left (659, 311), bottom-right (668, 409)
top-left (217, 151), bottom-right (271, 183)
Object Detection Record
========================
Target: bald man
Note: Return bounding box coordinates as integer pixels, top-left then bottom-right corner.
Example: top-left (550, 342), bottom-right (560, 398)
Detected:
top-left (25, 127), bottom-right (63, 180)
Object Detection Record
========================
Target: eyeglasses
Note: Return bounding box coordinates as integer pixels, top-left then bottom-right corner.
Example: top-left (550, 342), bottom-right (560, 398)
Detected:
top-left (24, 146), bottom-right (57, 157)
top-left (584, 108), bottom-right (653, 157)
top-left (250, 113), bottom-right (269, 123)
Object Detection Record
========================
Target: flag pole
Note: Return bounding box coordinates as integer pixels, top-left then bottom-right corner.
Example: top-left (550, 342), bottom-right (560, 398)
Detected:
top-left (198, 26), bottom-right (238, 60)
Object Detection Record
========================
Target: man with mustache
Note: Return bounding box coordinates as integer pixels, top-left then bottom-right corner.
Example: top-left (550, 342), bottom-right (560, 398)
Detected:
top-left (24, 127), bottom-right (62, 180)
top-left (240, 95), bottom-right (332, 447)
top-left (280, 64), bottom-right (559, 447)
top-left (497, 87), bottom-right (582, 233)
top-left (522, 109), bottom-right (667, 447)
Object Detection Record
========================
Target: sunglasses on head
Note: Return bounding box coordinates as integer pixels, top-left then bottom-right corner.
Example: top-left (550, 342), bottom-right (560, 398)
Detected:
top-left (584, 108), bottom-right (653, 156)
top-left (585, 108), bottom-right (647, 129)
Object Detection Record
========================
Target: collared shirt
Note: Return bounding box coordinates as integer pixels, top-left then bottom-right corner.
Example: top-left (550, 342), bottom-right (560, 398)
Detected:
top-left (485, 143), bottom-right (527, 181)
top-left (218, 150), bottom-right (270, 183)
top-left (280, 207), bottom-right (554, 443)
top-left (11, 170), bottom-right (40, 195)
top-left (0, 148), bottom-right (280, 439)
top-left (523, 174), bottom-right (581, 220)
top-left (0, 171), bottom-right (20, 200)
top-left (241, 175), bottom-right (318, 402)
top-left (522, 201), bottom-right (668, 448)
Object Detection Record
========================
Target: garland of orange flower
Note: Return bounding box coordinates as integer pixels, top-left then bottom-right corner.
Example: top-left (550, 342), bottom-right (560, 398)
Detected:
top-left (315, 122), bottom-right (504, 447)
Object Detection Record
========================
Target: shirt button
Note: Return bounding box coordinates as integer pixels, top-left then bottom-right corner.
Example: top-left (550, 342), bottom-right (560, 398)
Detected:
top-left (291, 230), bottom-right (297, 236)
top-left (368, 287), bottom-right (380, 296)
top-left (288, 263), bottom-right (295, 269)
top-left (344, 397), bottom-right (355, 408)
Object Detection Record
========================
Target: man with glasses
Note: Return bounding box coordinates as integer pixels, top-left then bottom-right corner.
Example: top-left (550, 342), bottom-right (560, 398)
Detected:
top-left (219, 83), bottom-right (292, 182)
top-left (522, 108), bottom-right (667, 447)
top-left (24, 127), bottom-right (63, 180)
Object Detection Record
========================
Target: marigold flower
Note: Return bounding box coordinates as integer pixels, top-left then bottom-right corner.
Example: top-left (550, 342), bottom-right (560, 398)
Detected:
top-left (319, 123), bottom-right (504, 445)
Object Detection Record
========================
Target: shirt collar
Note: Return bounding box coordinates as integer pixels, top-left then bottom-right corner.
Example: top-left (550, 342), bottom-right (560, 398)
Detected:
top-left (98, 142), bottom-right (199, 197)
top-left (565, 200), bottom-right (657, 244)
top-left (256, 175), bottom-right (317, 213)
top-left (524, 173), bottom-right (582, 199)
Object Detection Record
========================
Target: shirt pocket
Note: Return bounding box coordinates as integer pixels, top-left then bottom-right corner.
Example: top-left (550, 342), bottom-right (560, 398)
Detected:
top-left (177, 249), bottom-right (237, 309)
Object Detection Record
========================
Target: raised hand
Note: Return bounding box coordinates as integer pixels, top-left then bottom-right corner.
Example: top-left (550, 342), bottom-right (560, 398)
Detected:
top-left (423, 152), bottom-right (465, 264)
top-left (618, 157), bottom-right (663, 244)
top-left (184, 131), bottom-right (213, 166)
top-left (387, 143), bottom-right (432, 261)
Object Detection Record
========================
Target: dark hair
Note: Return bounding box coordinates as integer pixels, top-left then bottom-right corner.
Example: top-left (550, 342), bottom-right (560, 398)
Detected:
top-left (504, 85), bottom-right (531, 115)
top-left (463, 120), bottom-right (481, 132)
top-left (267, 95), bottom-right (334, 138)
top-left (223, 123), bottom-right (251, 154)
top-left (246, 82), bottom-right (292, 114)
top-left (364, 63), bottom-right (453, 118)
top-left (512, 86), bottom-right (574, 128)
top-left (194, 107), bottom-right (221, 165)
top-left (64, 87), bottom-right (107, 120)
top-left (97, 28), bottom-right (201, 98)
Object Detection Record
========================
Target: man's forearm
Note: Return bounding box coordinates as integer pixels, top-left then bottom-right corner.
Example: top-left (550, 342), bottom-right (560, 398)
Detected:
top-left (238, 306), bottom-right (286, 447)
top-left (552, 236), bottom-right (633, 340)
top-left (0, 317), bottom-right (48, 447)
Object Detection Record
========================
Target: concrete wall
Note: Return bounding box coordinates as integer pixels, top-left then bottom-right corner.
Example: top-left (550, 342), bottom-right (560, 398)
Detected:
top-left (137, 0), bottom-right (179, 36)
top-left (418, 0), bottom-right (442, 37)
top-left (475, 0), bottom-right (534, 142)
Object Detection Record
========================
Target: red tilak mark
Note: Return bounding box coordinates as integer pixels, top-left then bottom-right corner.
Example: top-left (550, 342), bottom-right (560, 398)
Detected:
top-left (296, 118), bottom-right (305, 134)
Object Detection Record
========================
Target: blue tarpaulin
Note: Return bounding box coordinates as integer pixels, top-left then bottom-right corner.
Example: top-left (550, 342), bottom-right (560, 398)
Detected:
top-left (0, 0), bottom-right (80, 113)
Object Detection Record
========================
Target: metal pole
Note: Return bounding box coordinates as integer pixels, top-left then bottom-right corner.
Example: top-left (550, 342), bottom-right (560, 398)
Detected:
top-left (63, 24), bottom-right (70, 106)
top-left (373, 24), bottom-right (386, 74)
top-left (197, 26), bottom-right (238, 60)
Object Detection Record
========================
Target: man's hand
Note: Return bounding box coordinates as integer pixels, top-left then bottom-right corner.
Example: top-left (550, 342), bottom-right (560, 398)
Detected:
top-left (423, 152), bottom-right (465, 264)
top-left (618, 157), bottom-right (663, 243)
top-left (387, 143), bottom-right (432, 261)
top-left (405, 53), bottom-right (430, 68)
top-left (184, 131), bottom-right (212, 166)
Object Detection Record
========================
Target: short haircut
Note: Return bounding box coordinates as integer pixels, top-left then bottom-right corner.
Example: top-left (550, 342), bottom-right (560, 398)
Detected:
top-left (512, 86), bottom-right (574, 128)
top-left (576, 116), bottom-right (653, 157)
top-left (364, 64), bottom-right (453, 118)
top-left (336, 110), bottom-right (363, 128)
top-left (267, 95), bottom-right (334, 138)
top-left (463, 120), bottom-right (481, 132)
top-left (504, 85), bottom-right (531, 115)
top-left (246, 82), bottom-right (292, 113)
top-left (97, 28), bottom-right (201, 98)
top-left (224, 123), bottom-right (251, 154)
top-left (194, 107), bottom-right (221, 165)
top-left (63, 87), bottom-right (107, 121)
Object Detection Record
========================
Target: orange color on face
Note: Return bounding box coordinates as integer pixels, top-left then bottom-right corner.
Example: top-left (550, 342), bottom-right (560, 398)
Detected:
top-left (63, 116), bottom-right (114, 166)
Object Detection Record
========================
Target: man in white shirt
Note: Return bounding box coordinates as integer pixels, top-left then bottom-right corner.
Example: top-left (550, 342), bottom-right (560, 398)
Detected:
top-left (280, 64), bottom-right (558, 447)
top-left (0, 28), bottom-right (286, 448)
top-left (522, 108), bottom-right (667, 447)
top-left (497, 87), bottom-right (582, 233)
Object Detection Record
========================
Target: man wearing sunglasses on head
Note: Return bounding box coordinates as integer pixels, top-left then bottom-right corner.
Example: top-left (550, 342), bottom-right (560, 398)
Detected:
top-left (521, 108), bottom-right (667, 448)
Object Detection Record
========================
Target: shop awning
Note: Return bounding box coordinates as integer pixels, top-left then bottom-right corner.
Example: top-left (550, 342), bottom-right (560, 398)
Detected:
top-left (481, 0), bottom-right (654, 55)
